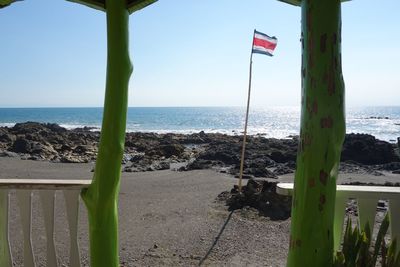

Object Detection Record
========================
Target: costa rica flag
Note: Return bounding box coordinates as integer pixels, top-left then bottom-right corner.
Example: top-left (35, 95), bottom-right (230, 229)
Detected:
top-left (252, 30), bottom-right (277, 56)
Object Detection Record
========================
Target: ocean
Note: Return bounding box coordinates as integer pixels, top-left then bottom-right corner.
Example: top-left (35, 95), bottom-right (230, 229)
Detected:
top-left (0, 106), bottom-right (399, 142)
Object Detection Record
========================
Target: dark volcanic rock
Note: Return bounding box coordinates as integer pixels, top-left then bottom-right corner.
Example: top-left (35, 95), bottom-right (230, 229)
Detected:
top-left (1, 122), bottom-right (400, 180)
top-left (152, 144), bottom-right (185, 158)
top-left (11, 122), bottom-right (67, 135)
top-left (269, 150), bottom-right (296, 163)
top-left (198, 150), bottom-right (239, 165)
top-left (11, 138), bottom-right (32, 153)
top-left (273, 164), bottom-right (295, 175)
top-left (341, 133), bottom-right (400, 165)
top-left (186, 159), bottom-right (213, 170)
top-left (245, 167), bottom-right (277, 178)
top-left (0, 131), bottom-right (16, 143)
top-left (221, 179), bottom-right (292, 220)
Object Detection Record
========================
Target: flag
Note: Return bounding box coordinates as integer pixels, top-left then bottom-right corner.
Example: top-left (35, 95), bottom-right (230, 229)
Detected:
top-left (252, 30), bottom-right (277, 56)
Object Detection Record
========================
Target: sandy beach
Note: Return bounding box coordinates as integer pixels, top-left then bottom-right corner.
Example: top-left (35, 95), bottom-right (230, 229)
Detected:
top-left (1, 156), bottom-right (399, 266)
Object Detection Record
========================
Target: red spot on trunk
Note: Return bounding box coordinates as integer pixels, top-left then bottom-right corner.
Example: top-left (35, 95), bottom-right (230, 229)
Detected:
top-left (319, 170), bottom-right (328, 185)
top-left (312, 100), bottom-right (318, 114)
top-left (307, 99), bottom-right (318, 117)
top-left (320, 116), bottom-right (333, 128)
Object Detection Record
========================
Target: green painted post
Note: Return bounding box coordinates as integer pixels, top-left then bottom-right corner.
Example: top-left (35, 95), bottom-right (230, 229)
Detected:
top-left (67, 0), bottom-right (155, 266)
top-left (278, 0), bottom-right (346, 266)
top-left (1, 3), bottom-right (22, 267)
top-left (80, 0), bottom-right (132, 266)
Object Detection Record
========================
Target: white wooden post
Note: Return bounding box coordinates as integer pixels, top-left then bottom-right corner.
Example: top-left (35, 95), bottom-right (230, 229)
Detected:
top-left (16, 190), bottom-right (36, 267)
top-left (0, 179), bottom-right (90, 266)
top-left (64, 190), bottom-right (82, 267)
top-left (357, 198), bottom-right (378, 231)
top-left (40, 190), bottom-right (58, 267)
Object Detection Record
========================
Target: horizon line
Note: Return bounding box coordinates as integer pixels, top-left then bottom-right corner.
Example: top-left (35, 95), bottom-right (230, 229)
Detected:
top-left (0, 105), bottom-right (400, 109)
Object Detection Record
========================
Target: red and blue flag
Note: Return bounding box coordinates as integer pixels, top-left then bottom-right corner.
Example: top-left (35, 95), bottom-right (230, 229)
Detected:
top-left (252, 30), bottom-right (277, 56)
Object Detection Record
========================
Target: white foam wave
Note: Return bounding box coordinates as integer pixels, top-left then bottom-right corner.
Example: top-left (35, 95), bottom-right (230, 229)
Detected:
top-left (0, 123), bottom-right (16, 128)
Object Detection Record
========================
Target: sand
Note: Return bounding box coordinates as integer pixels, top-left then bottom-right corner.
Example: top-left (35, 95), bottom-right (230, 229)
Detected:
top-left (1, 157), bottom-right (399, 266)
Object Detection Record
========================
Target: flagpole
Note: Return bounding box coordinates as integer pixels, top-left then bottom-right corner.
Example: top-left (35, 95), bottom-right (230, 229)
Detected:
top-left (238, 29), bottom-right (255, 192)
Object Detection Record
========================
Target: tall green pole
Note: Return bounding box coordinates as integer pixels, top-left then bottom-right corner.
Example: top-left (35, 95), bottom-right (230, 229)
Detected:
top-left (81, 0), bottom-right (132, 266)
top-left (287, 0), bottom-right (345, 266)
top-left (66, 0), bottom-right (155, 265)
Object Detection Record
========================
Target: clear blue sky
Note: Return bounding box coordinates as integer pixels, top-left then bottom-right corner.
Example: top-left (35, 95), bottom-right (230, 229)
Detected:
top-left (0, 0), bottom-right (399, 107)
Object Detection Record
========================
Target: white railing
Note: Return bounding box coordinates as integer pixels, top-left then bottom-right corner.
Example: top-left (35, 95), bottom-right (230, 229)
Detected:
top-left (276, 183), bottom-right (400, 252)
top-left (0, 179), bottom-right (91, 267)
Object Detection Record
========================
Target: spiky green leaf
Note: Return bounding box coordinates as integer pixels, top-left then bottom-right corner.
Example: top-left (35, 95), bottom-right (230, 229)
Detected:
top-left (372, 213), bottom-right (390, 266)
top-left (386, 239), bottom-right (398, 267)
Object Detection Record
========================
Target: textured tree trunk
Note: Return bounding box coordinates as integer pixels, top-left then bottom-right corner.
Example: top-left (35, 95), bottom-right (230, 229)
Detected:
top-left (81, 0), bottom-right (132, 266)
top-left (286, 0), bottom-right (345, 266)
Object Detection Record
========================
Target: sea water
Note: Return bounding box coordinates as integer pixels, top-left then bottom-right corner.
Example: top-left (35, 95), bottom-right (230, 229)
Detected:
top-left (0, 106), bottom-right (399, 142)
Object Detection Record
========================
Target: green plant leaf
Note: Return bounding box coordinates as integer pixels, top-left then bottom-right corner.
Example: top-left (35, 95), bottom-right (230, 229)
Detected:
top-left (372, 213), bottom-right (390, 266)
top-left (333, 251), bottom-right (345, 267)
top-left (387, 239), bottom-right (397, 267)
top-left (394, 247), bottom-right (400, 267)
top-left (382, 239), bottom-right (388, 267)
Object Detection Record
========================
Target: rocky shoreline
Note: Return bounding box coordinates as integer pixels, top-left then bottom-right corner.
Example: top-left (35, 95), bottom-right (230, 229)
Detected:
top-left (0, 122), bottom-right (400, 180)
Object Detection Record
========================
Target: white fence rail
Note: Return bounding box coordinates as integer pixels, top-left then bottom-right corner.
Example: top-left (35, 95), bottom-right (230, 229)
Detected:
top-left (0, 179), bottom-right (91, 267)
top-left (276, 183), bottom-right (400, 252)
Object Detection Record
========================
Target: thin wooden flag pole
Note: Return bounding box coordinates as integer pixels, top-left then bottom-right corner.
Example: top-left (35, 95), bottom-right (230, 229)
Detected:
top-left (238, 30), bottom-right (255, 192)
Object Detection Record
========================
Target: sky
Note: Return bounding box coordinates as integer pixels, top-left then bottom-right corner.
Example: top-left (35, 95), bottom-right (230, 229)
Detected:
top-left (0, 0), bottom-right (399, 108)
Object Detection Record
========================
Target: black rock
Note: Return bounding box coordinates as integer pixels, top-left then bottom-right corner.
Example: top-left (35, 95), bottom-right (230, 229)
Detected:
top-left (341, 133), bottom-right (400, 165)
top-left (269, 150), bottom-right (296, 163)
top-left (10, 138), bottom-right (32, 153)
top-left (198, 150), bottom-right (239, 165)
top-left (273, 164), bottom-right (294, 175)
top-left (225, 179), bottom-right (292, 220)
top-left (148, 144), bottom-right (185, 158)
top-left (0, 132), bottom-right (16, 143)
